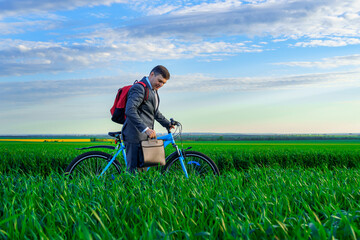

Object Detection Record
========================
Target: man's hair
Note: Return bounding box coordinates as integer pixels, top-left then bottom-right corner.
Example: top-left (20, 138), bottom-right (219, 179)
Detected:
top-left (150, 65), bottom-right (170, 80)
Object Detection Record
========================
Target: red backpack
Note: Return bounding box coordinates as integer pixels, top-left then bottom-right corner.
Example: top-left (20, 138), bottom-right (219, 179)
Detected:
top-left (110, 81), bottom-right (149, 124)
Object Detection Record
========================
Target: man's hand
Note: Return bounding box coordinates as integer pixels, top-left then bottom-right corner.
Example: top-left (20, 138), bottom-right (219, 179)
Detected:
top-left (168, 124), bottom-right (175, 130)
top-left (145, 128), bottom-right (156, 138)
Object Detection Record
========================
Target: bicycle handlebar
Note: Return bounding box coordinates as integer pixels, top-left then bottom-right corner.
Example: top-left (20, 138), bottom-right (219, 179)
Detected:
top-left (167, 118), bottom-right (181, 134)
top-left (170, 118), bottom-right (180, 126)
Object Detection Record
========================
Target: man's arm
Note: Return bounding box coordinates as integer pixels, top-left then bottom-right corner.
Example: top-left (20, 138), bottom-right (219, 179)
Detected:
top-left (125, 84), bottom-right (147, 132)
top-left (155, 110), bottom-right (171, 128)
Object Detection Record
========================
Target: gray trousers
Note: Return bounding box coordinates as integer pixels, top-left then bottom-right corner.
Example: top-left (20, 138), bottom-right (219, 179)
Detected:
top-left (124, 142), bottom-right (144, 173)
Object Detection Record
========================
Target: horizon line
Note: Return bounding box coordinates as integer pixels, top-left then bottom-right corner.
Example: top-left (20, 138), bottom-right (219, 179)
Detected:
top-left (1, 133), bottom-right (360, 137)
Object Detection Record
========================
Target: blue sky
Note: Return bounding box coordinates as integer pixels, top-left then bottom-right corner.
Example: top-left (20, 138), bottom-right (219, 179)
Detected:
top-left (1, 0), bottom-right (360, 135)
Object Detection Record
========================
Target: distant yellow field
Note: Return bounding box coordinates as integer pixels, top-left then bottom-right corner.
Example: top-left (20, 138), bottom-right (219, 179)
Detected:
top-left (0, 139), bottom-right (92, 142)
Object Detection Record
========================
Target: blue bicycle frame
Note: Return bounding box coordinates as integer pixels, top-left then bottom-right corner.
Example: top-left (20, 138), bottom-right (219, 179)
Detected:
top-left (99, 133), bottom-right (189, 178)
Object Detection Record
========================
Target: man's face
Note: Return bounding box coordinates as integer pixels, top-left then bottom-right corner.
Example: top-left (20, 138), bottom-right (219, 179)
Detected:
top-left (149, 72), bottom-right (168, 91)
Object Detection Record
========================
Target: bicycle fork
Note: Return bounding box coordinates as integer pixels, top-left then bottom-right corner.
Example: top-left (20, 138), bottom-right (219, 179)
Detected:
top-left (175, 146), bottom-right (189, 178)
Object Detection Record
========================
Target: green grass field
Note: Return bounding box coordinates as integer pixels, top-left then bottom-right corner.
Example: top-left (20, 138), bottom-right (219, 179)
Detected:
top-left (1, 140), bottom-right (360, 175)
top-left (1, 140), bottom-right (360, 239)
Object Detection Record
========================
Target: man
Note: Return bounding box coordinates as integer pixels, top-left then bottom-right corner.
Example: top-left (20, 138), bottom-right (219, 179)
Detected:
top-left (122, 65), bottom-right (174, 173)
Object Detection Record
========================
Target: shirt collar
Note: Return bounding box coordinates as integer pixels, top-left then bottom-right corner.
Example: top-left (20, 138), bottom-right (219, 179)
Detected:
top-left (145, 77), bottom-right (153, 90)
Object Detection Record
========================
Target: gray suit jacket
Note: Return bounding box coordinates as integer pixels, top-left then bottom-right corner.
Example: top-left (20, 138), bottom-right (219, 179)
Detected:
top-left (121, 77), bottom-right (170, 143)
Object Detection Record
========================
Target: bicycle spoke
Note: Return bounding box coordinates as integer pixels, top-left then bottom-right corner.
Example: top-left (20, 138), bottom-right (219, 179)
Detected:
top-left (67, 152), bottom-right (122, 180)
top-left (96, 157), bottom-right (105, 175)
top-left (164, 152), bottom-right (218, 177)
top-left (77, 161), bottom-right (88, 174)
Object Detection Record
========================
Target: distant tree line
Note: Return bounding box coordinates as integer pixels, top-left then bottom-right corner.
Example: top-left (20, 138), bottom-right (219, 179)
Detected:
top-left (84, 134), bottom-right (360, 142)
top-left (180, 134), bottom-right (360, 141)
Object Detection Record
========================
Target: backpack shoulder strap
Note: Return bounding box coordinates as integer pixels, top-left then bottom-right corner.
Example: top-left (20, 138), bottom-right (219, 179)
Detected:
top-left (135, 81), bottom-right (149, 101)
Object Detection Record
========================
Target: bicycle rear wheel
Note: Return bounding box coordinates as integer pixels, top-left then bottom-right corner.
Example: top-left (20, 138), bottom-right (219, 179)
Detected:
top-left (65, 151), bottom-right (122, 179)
top-left (162, 151), bottom-right (219, 177)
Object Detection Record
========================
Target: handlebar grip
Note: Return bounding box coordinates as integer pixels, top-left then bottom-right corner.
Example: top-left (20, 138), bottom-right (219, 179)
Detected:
top-left (170, 118), bottom-right (180, 126)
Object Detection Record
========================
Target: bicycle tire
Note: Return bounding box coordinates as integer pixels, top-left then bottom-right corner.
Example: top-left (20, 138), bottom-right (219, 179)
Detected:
top-left (65, 151), bottom-right (122, 179)
top-left (162, 151), bottom-right (219, 177)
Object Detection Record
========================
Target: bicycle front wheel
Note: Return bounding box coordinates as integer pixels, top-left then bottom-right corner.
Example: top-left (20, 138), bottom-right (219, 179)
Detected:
top-left (162, 151), bottom-right (219, 177)
top-left (65, 151), bottom-right (122, 179)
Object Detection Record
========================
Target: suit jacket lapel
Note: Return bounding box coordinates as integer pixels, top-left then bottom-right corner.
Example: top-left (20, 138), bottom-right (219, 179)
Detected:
top-left (155, 90), bottom-right (159, 112)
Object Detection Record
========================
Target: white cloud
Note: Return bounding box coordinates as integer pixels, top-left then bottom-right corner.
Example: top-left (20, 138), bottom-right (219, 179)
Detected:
top-left (274, 54), bottom-right (360, 68)
top-left (2, 0), bottom-right (360, 46)
top-left (2, 70), bottom-right (359, 106)
top-left (272, 39), bottom-right (288, 43)
top-left (0, 37), bottom-right (262, 76)
top-left (145, 4), bottom-right (180, 16)
top-left (128, 0), bottom-right (243, 16)
top-left (0, 0), bottom-right (128, 18)
top-left (0, 0), bottom-right (129, 36)
top-left (167, 71), bottom-right (360, 92)
top-left (0, 12), bottom-right (66, 35)
top-left (121, 0), bottom-right (360, 44)
top-left (294, 38), bottom-right (360, 47)
top-left (171, 0), bottom-right (242, 14)
top-left (0, 39), bottom-right (116, 76)
top-left (89, 13), bottom-right (110, 19)
top-left (0, 20), bottom-right (58, 35)
top-left (0, 76), bottom-right (127, 105)
top-left (1, 0), bottom-right (360, 78)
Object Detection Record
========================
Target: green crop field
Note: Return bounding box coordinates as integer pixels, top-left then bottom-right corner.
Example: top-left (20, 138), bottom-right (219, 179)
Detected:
top-left (1, 140), bottom-right (360, 175)
top-left (1, 140), bottom-right (360, 239)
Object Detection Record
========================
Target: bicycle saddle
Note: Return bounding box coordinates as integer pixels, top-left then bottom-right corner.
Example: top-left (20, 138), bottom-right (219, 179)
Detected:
top-left (108, 131), bottom-right (121, 138)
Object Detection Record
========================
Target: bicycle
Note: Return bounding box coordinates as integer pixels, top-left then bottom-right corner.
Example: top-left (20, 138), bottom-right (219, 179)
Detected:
top-left (65, 119), bottom-right (219, 179)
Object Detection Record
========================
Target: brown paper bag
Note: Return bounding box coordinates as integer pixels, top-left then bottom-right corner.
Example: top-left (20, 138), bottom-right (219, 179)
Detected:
top-left (141, 139), bottom-right (166, 167)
